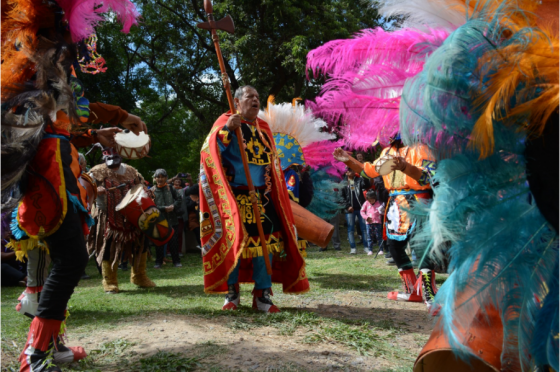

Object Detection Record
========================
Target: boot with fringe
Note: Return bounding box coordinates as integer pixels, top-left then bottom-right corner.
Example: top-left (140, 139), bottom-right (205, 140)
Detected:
top-left (101, 260), bottom-right (119, 293)
top-left (130, 252), bottom-right (156, 288)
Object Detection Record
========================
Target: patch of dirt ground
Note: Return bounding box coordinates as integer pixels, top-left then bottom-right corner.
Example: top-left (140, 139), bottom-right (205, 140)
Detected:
top-left (65, 291), bottom-right (434, 371)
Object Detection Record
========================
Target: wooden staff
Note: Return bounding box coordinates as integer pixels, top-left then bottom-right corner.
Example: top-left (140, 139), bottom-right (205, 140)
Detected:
top-left (197, 0), bottom-right (272, 275)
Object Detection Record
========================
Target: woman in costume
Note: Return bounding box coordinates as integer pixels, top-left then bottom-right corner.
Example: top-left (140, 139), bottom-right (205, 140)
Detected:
top-left (1, 0), bottom-right (143, 370)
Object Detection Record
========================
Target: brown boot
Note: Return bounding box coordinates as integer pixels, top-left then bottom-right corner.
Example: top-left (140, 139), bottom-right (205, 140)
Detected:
top-left (130, 252), bottom-right (156, 288)
top-left (101, 260), bottom-right (119, 293)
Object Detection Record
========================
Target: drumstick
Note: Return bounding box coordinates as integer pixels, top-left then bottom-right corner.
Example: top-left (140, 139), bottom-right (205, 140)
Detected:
top-left (107, 183), bottom-right (127, 191)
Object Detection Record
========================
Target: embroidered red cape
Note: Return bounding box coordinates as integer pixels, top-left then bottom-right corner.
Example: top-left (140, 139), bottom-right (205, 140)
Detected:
top-left (200, 113), bottom-right (310, 294)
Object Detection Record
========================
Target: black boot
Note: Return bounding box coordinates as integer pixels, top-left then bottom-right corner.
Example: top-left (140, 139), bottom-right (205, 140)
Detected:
top-left (222, 284), bottom-right (240, 310)
top-left (420, 269), bottom-right (438, 311)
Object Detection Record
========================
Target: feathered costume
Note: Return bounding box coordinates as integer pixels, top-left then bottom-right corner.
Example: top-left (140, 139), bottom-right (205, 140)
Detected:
top-left (308, 2), bottom-right (558, 369)
top-left (86, 162), bottom-right (156, 294)
top-left (369, 0), bottom-right (559, 371)
top-left (258, 97), bottom-right (344, 220)
top-left (200, 113), bottom-right (309, 302)
top-left (306, 12), bottom-right (448, 310)
top-left (1, 0), bottom-right (139, 370)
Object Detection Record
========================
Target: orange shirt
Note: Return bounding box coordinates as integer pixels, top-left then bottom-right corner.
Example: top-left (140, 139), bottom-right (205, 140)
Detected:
top-left (363, 144), bottom-right (435, 191)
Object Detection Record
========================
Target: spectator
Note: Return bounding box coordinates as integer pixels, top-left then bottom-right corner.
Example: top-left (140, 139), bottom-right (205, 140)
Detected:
top-left (356, 152), bottom-right (365, 163)
top-left (360, 189), bottom-right (386, 256)
top-left (172, 178), bottom-right (186, 255)
top-left (182, 183), bottom-right (201, 248)
top-left (152, 169), bottom-right (182, 268)
top-left (325, 187), bottom-right (342, 252)
top-left (341, 167), bottom-right (370, 254)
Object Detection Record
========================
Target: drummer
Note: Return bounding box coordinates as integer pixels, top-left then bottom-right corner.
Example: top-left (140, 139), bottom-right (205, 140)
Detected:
top-left (199, 85), bottom-right (309, 313)
top-left (333, 134), bottom-right (439, 311)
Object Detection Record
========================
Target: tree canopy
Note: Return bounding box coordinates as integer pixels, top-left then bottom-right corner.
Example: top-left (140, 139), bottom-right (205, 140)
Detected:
top-left (80, 0), bottom-right (384, 181)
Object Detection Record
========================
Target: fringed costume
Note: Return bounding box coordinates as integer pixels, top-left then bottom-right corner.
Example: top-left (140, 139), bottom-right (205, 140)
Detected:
top-left (1, 0), bottom-right (139, 370)
top-left (87, 160), bottom-right (155, 293)
top-left (200, 111), bottom-right (309, 312)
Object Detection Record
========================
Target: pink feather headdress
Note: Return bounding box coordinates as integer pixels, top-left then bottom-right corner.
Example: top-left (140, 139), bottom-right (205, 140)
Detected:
top-left (306, 27), bottom-right (448, 149)
top-left (56, 0), bottom-right (140, 42)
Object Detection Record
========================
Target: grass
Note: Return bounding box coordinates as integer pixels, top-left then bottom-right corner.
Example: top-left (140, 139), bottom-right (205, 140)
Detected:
top-left (2, 239), bottom-right (439, 371)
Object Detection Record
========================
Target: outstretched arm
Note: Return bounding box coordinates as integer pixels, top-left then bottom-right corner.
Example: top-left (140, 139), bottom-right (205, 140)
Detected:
top-left (332, 148), bottom-right (364, 174)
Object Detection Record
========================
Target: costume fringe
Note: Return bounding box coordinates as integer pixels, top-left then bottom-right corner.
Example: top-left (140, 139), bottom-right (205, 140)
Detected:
top-left (241, 241), bottom-right (284, 259)
top-left (7, 237), bottom-right (49, 262)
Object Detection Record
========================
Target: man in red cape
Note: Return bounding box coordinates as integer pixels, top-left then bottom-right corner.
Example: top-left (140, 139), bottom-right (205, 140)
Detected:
top-left (200, 86), bottom-right (309, 313)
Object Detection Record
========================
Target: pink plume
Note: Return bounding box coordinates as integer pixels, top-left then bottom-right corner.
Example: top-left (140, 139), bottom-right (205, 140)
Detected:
top-left (307, 27), bottom-right (448, 149)
top-left (302, 139), bottom-right (344, 169)
top-left (57, 0), bottom-right (140, 42)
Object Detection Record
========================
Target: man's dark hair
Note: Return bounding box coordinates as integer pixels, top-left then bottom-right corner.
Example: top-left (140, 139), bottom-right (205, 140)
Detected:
top-left (154, 169), bottom-right (167, 178)
top-left (234, 85), bottom-right (257, 103)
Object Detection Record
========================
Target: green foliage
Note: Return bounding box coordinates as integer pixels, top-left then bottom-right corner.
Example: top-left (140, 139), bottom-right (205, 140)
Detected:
top-left (78, 0), bottom-right (384, 178)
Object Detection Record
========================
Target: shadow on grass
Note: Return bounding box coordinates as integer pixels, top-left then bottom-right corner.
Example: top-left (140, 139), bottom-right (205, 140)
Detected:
top-left (309, 272), bottom-right (396, 292)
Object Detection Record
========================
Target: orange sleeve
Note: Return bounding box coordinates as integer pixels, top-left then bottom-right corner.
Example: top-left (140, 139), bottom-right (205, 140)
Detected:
top-left (70, 130), bottom-right (95, 148)
top-left (362, 162), bottom-right (380, 179)
top-left (88, 102), bottom-right (129, 125)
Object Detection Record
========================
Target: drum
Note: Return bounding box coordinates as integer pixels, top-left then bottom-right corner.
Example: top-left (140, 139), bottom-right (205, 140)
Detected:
top-left (290, 200), bottom-right (334, 248)
top-left (78, 173), bottom-right (97, 212)
top-left (374, 154), bottom-right (396, 176)
top-left (114, 130), bottom-right (151, 160)
top-left (116, 184), bottom-right (174, 246)
top-left (414, 288), bottom-right (503, 372)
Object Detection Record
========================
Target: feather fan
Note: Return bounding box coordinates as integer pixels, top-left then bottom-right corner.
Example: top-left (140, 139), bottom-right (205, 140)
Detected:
top-left (259, 98), bottom-right (344, 218)
top-left (259, 96), bottom-right (340, 170)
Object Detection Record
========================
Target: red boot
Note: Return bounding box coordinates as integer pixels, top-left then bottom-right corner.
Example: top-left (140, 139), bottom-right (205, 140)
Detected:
top-left (19, 317), bottom-right (62, 372)
top-left (387, 268), bottom-right (423, 302)
top-left (252, 288), bottom-right (280, 313)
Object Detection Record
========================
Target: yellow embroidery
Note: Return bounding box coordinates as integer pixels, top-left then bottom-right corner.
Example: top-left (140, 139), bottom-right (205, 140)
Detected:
top-left (235, 193), bottom-right (265, 224)
top-left (245, 125), bottom-right (271, 166)
top-left (218, 129), bottom-right (232, 145)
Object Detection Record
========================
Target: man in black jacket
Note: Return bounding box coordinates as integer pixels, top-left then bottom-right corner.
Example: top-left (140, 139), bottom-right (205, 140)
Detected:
top-left (152, 169), bottom-right (182, 268)
top-left (341, 167), bottom-right (371, 254)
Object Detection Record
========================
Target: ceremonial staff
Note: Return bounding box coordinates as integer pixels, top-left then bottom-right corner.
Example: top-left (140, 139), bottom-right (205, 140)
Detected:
top-left (197, 0), bottom-right (273, 275)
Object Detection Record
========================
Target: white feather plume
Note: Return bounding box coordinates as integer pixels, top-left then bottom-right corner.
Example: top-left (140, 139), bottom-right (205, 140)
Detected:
top-left (259, 99), bottom-right (336, 147)
top-left (376, 0), bottom-right (467, 31)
